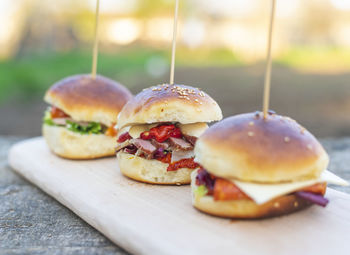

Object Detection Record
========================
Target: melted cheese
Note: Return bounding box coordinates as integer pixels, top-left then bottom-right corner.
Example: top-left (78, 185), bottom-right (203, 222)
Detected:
top-left (230, 170), bottom-right (349, 204)
top-left (179, 123), bottom-right (208, 137)
top-left (128, 124), bottom-right (156, 138)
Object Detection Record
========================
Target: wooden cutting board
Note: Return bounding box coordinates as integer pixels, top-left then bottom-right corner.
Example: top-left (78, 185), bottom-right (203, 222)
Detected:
top-left (8, 137), bottom-right (350, 255)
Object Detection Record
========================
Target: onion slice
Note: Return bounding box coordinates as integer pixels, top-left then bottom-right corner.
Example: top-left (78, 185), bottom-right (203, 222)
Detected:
top-left (295, 191), bottom-right (329, 207)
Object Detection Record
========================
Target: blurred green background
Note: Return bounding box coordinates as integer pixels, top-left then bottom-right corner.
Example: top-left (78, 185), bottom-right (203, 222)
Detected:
top-left (1, 0), bottom-right (350, 137)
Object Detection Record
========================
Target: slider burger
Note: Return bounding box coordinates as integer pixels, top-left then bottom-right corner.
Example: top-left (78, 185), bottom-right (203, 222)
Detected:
top-left (43, 74), bottom-right (133, 159)
top-left (192, 111), bottom-right (349, 218)
top-left (116, 84), bottom-right (222, 184)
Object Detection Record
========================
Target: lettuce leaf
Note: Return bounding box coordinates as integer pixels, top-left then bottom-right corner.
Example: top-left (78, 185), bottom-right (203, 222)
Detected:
top-left (43, 110), bottom-right (104, 135)
top-left (43, 111), bottom-right (55, 126)
top-left (66, 120), bottom-right (103, 135)
top-left (194, 185), bottom-right (208, 197)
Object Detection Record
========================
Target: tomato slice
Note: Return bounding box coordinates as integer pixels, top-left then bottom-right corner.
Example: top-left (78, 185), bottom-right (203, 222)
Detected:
top-left (51, 106), bottom-right (70, 118)
top-left (213, 178), bottom-right (251, 201)
top-left (212, 179), bottom-right (327, 201)
top-left (140, 124), bottom-right (182, 142)
top-left (301, 182), bottom-right (327, 195)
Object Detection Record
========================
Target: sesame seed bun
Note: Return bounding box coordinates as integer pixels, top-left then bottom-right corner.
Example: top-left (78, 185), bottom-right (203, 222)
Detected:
top-left (191, 170), bottom-right (311, 219)
top-left (117, 151), bottom-right (197, 185)
top-left (117, 84), bottom-right (222, 129)
top-left (195, 112), bottom-right (329, 183)
top-left (43, 124), bottom-right (116, 159)
top-left (44, 74), bottom-right (133, 127)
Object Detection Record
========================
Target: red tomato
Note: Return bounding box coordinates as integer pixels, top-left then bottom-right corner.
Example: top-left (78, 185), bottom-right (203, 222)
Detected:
top-left (167, 158), bottom-right (199, 171)
top-left (151, 125), bottom-right (176, 142)
top-left (301, 182), bottom-right (327, 195)
top-left (140, 131), bottom-right (153, 140)
top-left (51, 106), bottom-right (70, 118)
top-left (157, 153), bottom-right (172, 164)
top-left (140, 124), bottom-right (182, 142)
top-left (213, 178), bottom-right (251, 201)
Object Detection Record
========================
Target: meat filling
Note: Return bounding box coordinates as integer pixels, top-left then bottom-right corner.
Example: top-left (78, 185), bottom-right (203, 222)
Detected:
top-left (195, 168), bottom-right (328, 207)
top-left (132, 139), bottom-right (157, 159)
top-left (168, 137), bottom-right (193, 151)
top-left (116, 123), bottom-right (200, 171)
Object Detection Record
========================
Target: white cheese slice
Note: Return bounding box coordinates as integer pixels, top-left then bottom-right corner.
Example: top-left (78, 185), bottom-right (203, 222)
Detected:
top-left (128, 124), bottom-right (149, 138)
top-left (128, 124), bottom-right (157, 138)
top-left (179, 123), bottom-right (208, 137)
top-left (231, 170), bottom-right (349, 205)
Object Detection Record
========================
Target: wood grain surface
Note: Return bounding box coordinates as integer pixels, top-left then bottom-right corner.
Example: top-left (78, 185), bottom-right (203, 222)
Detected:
top-left (8, 137), bottom-right (350, 255)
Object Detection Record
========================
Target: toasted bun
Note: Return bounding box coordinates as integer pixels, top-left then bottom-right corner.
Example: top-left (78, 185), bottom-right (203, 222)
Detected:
top-left (43, 124), bottom-right (116, 159)
top-left (117, 84), bottom-right (222, 129)
top-left (191, 171), bottom-right (311, 219)
top-left (44, 74), bottom-right (133, 126)
top-left (195, 112), bottom-right (329, 183)
top-left (117, 151), bottom-right (197, 184)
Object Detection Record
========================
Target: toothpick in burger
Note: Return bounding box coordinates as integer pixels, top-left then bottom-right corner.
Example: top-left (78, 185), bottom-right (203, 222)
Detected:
top-left (116, 84), bottom-right (222, 185)
top-left (192, 111), bottom-right (349, 218)
top-left (43, 74), bottom-right (133, 159)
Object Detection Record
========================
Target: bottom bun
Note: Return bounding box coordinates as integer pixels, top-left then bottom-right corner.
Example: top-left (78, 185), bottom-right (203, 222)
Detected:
top-left (117, 151), bottom-right (196, 185)
top-left (191, 170), bottom-right (312, 219)
top-left (43, 124), bottom-right (116, 159)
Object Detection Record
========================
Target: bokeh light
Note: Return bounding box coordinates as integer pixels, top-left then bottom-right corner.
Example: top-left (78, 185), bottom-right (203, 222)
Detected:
top-left (107, 19), bottom-right (141, 45)
top-left (331, 0), bottom-right (350, 10)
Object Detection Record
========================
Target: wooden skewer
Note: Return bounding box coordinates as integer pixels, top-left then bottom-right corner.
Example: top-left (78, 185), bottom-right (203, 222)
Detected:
top-left (169, 0), bottom-right (179, 85)
top-left (91, 0), bottom-right (100, 79)
top-left (263, 0), bottom-right (276, 119)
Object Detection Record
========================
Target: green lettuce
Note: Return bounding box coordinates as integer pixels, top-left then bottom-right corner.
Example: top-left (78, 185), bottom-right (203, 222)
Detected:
top-left (66, 120), bottom-right (103, 135)
top-left (43, 110), bottom-right (104, 135)
top-left (194, 185), bottom-right (208, 197)
top-left (43, 111), bottom-right (55, 126)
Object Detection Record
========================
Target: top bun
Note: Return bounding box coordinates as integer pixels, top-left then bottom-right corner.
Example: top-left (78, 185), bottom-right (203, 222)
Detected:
top-left (44, 74), bottom-right (133, 126)
top-left (117, 84), bottom-right (222, 128)
top-left (195, 112), bottom-right (329, 183)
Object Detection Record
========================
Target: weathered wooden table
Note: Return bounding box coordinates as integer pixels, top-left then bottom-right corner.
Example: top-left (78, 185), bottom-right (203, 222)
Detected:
top-left (1, 136), bottom-right (350, 255)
